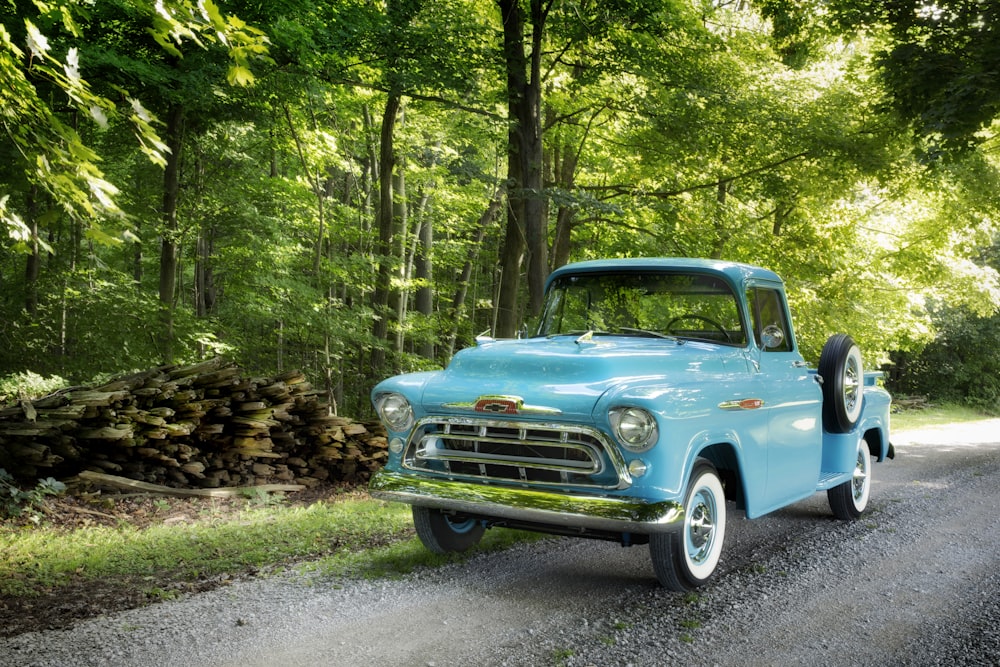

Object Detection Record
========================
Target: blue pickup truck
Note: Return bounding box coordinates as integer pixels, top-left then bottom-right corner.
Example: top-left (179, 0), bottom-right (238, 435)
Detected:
top-left (370, 258), bottom-right (893, 590)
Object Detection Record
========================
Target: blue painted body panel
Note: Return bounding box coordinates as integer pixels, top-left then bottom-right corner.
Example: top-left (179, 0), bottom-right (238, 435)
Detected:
top-left (371, 258), bottom-right (892, 530)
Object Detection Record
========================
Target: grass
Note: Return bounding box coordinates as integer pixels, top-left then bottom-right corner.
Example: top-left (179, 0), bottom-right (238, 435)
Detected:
top-left (891, 402), bottom-right (993, 431)
top-left (0, 493), bottom-right (536, 599)
top-left (551, 647), bottom-right (575, 666)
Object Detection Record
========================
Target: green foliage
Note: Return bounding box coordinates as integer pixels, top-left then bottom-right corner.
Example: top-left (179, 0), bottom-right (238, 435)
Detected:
top-left (551, 648), bottom-right (575, 666)
top-left (889, 302), bottom-right (1000, 413)
top-left (0, 469), bottom-right (66, 523)
top-left (0, 370), bottom-right (67, 405)
top-left (0, 0), bottom-right (269, 237)
top-left (0, 267), bottom-right (185, 381)
top-left (824, 0), bottom-right (1000, 153)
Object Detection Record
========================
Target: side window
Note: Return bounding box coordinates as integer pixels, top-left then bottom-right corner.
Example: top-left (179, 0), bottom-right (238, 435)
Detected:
top-left (746, 287), bottom-right (792, 352)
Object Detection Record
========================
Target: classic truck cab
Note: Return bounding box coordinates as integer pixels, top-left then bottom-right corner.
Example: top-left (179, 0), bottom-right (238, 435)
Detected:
top-left (370, 258), bottom-right (892, 590)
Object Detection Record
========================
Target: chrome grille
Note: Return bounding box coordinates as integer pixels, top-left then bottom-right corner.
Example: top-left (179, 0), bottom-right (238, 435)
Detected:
top-left (403, 417), bottom-right (628, 490)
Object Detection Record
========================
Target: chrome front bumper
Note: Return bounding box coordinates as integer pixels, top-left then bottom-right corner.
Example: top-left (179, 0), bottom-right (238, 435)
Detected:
top-left (369, 470), bottom-right (684, 534)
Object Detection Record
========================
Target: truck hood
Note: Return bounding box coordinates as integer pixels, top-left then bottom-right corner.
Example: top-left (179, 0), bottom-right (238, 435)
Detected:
top-left (419, 336), bottom-right (748, 421)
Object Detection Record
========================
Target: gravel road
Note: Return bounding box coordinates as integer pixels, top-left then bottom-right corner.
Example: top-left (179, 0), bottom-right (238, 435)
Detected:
top-left (2, 420), bottom-right (999, 667)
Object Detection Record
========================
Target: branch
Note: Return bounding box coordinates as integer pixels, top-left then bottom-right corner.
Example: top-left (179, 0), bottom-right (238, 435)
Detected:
top-left (583, 151), bottom-right (812, 199)
top-left (331, 78), bottom-right (505, 122)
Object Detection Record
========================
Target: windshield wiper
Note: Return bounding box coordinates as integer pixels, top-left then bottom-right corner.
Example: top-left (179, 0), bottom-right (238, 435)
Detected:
top-left (618, 327), bottom-right (680, 341)
top-left (546, 329), bottom-right (590, 339)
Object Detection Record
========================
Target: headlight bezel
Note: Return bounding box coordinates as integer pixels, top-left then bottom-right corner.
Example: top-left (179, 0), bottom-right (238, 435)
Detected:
top-left (609, 406), bottom-right (659, 452)
top-left (375, 392), bottom-right (415, 432)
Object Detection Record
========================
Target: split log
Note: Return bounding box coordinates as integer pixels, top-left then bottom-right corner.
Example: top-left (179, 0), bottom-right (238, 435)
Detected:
top-left (19, 399), bottom-right (37, 422)
top-left (76, 425), bottom-right (134, 440)
top-left (77, 470), bottom-right (304, 496)
top-left (66, 390), bottom-right (130, 406)
top-left (168, 358), bottom-right (225, 379)
top-left (0, 419), bottom-right (76, 436)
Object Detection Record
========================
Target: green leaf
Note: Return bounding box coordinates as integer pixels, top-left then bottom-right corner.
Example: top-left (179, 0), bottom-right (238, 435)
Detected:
top-left (227, 64), bottom-right (254, 87)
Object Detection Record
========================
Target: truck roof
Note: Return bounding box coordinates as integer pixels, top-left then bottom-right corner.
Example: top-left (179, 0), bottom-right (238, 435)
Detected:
top-left (545, 257), bottom-right (783, 291)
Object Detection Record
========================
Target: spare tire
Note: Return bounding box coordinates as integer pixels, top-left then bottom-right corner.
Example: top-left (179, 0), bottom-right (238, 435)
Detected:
top-left (819, 334), bottom-right (864, 433)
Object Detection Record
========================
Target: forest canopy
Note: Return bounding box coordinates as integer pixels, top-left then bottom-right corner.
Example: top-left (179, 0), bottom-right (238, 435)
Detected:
top-left (2, 0), bottom-right (999, 415)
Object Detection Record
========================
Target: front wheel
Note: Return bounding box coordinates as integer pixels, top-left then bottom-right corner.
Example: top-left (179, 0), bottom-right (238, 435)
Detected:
top-left (649, 459), bottom-right (727, 591)
top-left (828, 437), bottom-right (872, 520)
top-left (412, 506), bottom-right (485, 554)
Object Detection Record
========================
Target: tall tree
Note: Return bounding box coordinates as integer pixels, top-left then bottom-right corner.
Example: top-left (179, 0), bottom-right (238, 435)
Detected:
top-left (495, 0), bottom-right (548, 337)
top-left (158, 102), bottom-right (185, 362)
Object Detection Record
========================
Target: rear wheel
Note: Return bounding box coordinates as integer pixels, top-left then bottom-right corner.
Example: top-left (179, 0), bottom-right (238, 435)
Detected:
top-left (412, 506), bottom-right (485, 554)
top-left (828, 436), bottom-right (872, 520)
top-left (649, 459), bottom-right (726, 591)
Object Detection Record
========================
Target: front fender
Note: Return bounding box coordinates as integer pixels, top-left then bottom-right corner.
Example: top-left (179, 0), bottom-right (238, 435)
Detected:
top-left (593, 378), bottom-right (765, 505)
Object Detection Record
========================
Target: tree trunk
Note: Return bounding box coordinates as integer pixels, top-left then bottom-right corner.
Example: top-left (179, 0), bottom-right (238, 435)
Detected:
top-left (773, 202), bottom-right (792, 236)
top-left (550, 132), bottom-right (580, 271)
top-left (282, 105), bottom-right (327, 279)
top-left (158, 103), bottom-right (185, 364)
top-left (495, 212), bottom-right (524, 337)
top-left (446, 190), bottom-right (503, 356)
top-left (194, 231), bottom-right (216, 317)
top-left (371, 93), bottom-right (402, 375)
top-left (415, 192), bottom-right (434, 361)
top-left (23, 186), bottom-right (40, 314)
top-left (710, 178), bottom-right (731, 259)
top-left (391, 150), bottom-right (407, 360)
top-left (495, 0), bottom-right (549, 337)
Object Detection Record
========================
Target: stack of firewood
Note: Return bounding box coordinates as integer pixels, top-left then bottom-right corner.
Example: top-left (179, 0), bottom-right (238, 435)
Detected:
top-left (0, 358), bottom-right (387, 490)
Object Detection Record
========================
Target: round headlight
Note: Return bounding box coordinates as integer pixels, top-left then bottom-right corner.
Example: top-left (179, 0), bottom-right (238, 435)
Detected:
top-left (376, 393), bottom-right (414, 432)
top-left (611, 407), bottom-right (658, 452)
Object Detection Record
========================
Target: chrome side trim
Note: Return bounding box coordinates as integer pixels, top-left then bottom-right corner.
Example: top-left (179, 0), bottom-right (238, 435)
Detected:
top-left (718, 398), bottom-right (765, 411)
top-left (370, 471), bottom-right (684, 534)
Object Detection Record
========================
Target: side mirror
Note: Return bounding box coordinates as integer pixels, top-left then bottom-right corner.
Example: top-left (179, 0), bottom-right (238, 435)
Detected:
top-left (761, 324), bottom-right (785, 350)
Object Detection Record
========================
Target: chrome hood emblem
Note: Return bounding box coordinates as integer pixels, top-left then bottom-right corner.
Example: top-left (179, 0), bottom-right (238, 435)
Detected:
top-left (443, 395), bottom-right (562, 416)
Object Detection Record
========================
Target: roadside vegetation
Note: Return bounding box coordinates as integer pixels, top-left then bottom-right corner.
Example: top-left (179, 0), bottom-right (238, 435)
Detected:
top-left (0, 480), bottom-right (541, 635)
top-left (891, 402), bottom-right (994, 431)
top-left (0, 487), bottom-right (536, 595)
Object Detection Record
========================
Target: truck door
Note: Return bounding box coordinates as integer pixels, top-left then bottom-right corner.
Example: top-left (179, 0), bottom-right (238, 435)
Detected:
top-left (746, 285), bottom-right (824, 515)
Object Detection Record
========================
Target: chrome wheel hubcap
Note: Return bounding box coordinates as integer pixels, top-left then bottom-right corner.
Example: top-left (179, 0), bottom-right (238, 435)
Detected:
top-left (688, 492), bottom-right (716, 564)
top-left (852, 450), bottom-right (869, 502)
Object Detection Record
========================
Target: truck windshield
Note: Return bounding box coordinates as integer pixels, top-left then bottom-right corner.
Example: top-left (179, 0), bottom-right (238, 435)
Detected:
top-left (536, 272), bottom-right (747, 346)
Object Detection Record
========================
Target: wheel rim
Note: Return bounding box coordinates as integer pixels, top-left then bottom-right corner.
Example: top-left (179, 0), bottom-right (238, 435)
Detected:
top-left (445, 515), bottom-right (479, 534)
top-left (686, 487), bottom-right (717, 567)
top-left (852, 445), bottom-right (871, 507)
top-left (844, 352), bottom-right (862, 419)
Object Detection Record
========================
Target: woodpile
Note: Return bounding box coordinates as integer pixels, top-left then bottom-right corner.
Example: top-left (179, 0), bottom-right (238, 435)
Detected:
top-left (0, 358), bottom-right (387, 491)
